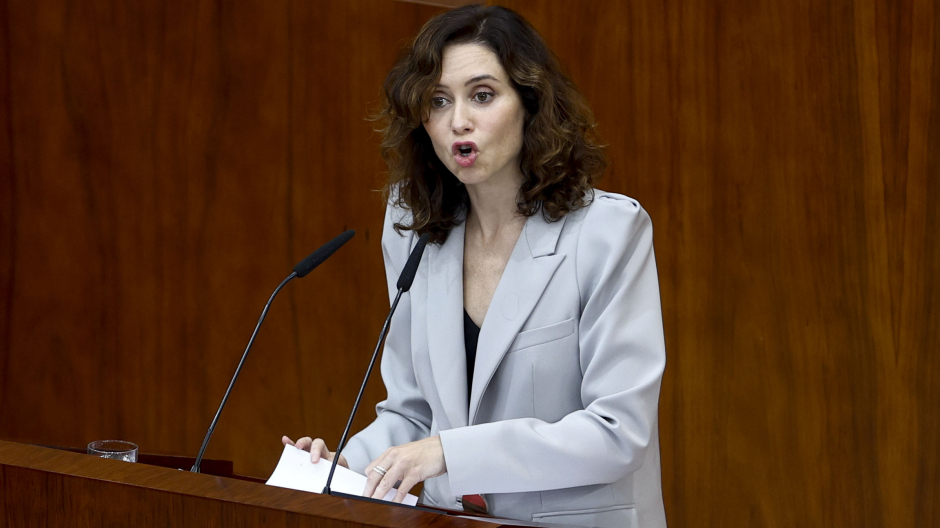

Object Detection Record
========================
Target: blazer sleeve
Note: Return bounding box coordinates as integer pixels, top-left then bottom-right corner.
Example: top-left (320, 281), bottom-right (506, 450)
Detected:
top-left (340, 204), bottom-right (434, 474)
top-left (439, 194), bottom-right (666, 495)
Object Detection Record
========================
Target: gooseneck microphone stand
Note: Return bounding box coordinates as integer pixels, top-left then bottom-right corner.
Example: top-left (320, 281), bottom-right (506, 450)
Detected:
top-left (323, 233), bottom-right (429, 495)
top-left (191, 229), bottom-right (355, 473)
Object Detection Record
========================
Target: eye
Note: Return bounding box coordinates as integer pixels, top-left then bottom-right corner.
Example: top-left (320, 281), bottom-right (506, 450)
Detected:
top-left (472, 91), bottom-right (495, 103)
top-left (430, 96), bottom-right (449, 108)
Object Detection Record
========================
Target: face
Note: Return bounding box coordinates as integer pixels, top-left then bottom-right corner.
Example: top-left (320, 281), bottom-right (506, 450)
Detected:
top-left (424, 43), bottom-right (526, 190)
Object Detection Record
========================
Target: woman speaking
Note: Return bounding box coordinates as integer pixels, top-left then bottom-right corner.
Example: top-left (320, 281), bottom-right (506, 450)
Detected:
top-left (284, 5), bottom-right (667, 528)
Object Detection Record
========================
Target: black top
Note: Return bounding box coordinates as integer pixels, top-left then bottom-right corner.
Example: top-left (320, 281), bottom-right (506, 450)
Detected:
top-left (463, 309), bottom-right (480, 399)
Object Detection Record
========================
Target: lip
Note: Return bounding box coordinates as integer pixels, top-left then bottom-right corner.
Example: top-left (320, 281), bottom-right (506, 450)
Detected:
top-left (451, 141), bottom-right (478, 155)
top-left (452, 141), bottom-right (479, 168)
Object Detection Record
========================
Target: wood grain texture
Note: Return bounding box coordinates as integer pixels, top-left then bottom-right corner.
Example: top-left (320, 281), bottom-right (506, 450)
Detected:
top-left (0, 0), bottom-right (444, 479)
top-left (44, 443), bottom-right (235, 475)
top-left (0, 440), bottom-right (501, 527)
top-left (491, 0), bottom-right (939, 526)
top-left (397, 0), bottom-right (481, 8)
top-left (0, 0), bottom-right (15, 431)
top-left (0, 0), bottom-right (937, 527)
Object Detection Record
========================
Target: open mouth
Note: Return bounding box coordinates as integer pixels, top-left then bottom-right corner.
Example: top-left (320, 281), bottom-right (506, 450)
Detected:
top-left (452, 142), bottom-right (478, 167)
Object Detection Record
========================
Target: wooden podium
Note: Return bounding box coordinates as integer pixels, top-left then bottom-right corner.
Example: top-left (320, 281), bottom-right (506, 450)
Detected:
top-left (0, 440), bottom-right (518, 527)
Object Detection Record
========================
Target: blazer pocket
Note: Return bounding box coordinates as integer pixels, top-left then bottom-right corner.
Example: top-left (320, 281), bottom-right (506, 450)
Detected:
top-left (532, 504), bottom-right (638, 528)
top-left (508, 318), bottom-right (576, 353)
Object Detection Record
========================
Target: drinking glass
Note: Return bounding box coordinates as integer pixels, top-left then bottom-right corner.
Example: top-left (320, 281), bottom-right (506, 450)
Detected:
top-left (87, 440), bottom-right (138, 462)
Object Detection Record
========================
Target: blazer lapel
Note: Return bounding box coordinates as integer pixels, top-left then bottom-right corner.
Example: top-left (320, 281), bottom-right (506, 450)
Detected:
top-left (468, 213), bottom-right (567, 425)
top-left (425, 221), bottom-right (470, 430)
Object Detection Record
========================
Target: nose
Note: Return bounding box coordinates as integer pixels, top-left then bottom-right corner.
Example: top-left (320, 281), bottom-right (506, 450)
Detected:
top-left (451, 100), bottom-right (473, 134)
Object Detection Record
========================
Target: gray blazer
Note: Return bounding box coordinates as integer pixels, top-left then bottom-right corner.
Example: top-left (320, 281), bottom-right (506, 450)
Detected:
top-left (343, 191), bottom-right (667, 528)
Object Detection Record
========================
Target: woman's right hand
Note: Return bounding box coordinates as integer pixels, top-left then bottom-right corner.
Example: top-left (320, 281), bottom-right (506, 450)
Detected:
top-left (282, 436), bottom-right (349, 468)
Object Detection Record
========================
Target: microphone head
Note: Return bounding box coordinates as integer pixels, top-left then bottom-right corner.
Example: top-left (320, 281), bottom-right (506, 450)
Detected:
top-left (294, 230), bottom-right (355, 278)
top-left (397, 233), bottom-right (429, 292)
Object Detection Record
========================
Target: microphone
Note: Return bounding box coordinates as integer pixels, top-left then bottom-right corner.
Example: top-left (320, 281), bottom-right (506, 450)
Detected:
top-left (323, 233), bottom-right (429, 495)
top-left (294, 230), bottom-right (355, 278)
top-left (191, 229), bottom-right (355, 473)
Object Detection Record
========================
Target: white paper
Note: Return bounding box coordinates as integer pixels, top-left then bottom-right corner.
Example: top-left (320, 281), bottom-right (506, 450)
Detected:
top-left (266, 444), bottom-right (418, 506)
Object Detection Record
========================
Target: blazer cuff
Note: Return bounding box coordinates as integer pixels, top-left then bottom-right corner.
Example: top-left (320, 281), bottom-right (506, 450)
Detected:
top-left (439, 426), bottom-right (490, 496)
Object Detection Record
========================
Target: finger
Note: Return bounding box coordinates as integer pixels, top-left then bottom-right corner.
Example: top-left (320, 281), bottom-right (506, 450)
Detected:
top-left (362, 465), bottom-right (383, 497)
top-left (363, 447), bottom-right (395, 496)
top-left (310, 438), bottom-right (331, 464)
top-left (393, 476), bottom-right (418, 503)
top-left (371, 466), bottom-right (403, 500)
top-left (294, 437), bottom-right (313, 451)
top-left (365, 447), bottom-right (393, 474)
top-left (281, 436), bottom-right (295, 446)
top-left (363, 457), bottom-right (390, 497)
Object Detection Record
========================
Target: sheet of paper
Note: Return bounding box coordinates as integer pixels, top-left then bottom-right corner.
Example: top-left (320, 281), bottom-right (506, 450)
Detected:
top-left (265, 444), bottom-right (418, 507)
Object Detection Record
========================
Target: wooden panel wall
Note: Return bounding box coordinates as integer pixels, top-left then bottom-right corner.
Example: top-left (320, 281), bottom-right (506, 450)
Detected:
top-left (0, 0), bottom-right (444, 481)
top-left (491, 1), bottom-right (940, 526)
top-left (1, 0), bottom-right (937, 527)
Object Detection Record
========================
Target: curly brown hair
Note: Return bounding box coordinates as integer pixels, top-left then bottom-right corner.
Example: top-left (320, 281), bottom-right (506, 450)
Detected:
top-left (378, 5), bottom-right (607, 244)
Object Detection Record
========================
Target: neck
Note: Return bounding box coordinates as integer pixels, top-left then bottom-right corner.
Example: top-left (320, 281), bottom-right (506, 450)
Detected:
top-left (465, 173), bottom-right (525, 243)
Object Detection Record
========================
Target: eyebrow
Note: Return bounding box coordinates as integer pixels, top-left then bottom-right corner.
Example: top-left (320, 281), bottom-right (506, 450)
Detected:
top-left (464, 74), bottom-right (499, 86)
top-left (436, 74), bottom-right (500, 89)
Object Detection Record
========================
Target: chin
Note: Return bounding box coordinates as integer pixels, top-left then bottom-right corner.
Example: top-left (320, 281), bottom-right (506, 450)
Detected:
top-left (453, 170), bottom-right (488, 187)
top-left (448, 165), bottom-right (473, 181)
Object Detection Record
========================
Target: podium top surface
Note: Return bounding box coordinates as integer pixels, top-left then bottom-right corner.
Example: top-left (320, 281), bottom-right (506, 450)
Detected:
top-left (0, 439), bottom-right (515, 528)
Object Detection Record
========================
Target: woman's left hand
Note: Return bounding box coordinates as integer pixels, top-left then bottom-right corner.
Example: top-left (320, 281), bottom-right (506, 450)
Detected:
top-left (363, 435), bottom-right (447, 502)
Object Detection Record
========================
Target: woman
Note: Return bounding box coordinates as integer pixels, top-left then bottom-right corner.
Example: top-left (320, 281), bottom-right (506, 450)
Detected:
top-left (284, 5), bottom-right (666, 528)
